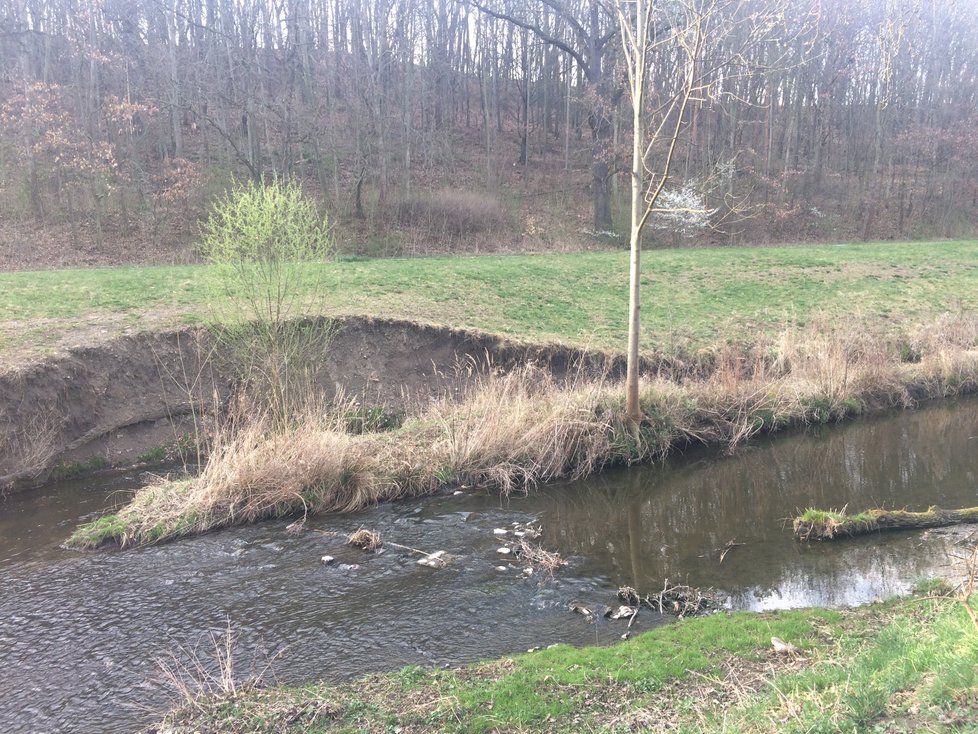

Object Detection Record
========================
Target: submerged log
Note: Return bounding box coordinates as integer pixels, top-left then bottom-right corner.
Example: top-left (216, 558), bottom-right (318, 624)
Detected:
top-left (794, 506), bottom-right (978, 541)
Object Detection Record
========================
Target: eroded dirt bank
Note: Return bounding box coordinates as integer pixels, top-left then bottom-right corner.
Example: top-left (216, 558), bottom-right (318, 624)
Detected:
top-left (0, 317), bottom-right (625, 492)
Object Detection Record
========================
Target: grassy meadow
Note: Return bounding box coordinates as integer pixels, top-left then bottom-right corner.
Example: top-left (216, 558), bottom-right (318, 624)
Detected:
top-left (3, 240), bottom-right (978, 360)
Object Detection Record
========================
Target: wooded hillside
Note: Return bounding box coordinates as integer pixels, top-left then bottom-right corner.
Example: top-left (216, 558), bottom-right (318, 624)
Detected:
top-left (1, 0), bottom-right (975, 266)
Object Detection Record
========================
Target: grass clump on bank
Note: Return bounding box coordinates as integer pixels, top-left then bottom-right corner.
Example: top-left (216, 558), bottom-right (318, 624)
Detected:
top-left (67, 367), bottom-right (664, 548)
top-left (147, 595), bottom-right (978, 733)
top-left (67, 314), bottom-right (978, 550)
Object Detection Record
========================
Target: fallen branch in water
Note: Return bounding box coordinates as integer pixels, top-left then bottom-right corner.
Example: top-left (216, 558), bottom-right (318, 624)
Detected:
top-left (794, 506), bottom-right (978, 541)
top-left (517, 537), bottom-right (567, 577)
top-left (618, 583), bottom-right (722, 618)
top-left (718, 538), bottom-right (745, 564)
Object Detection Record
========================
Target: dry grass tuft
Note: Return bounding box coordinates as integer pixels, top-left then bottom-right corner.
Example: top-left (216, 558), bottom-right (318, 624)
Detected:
top-left (347, 528), bottom-right (382, 552)
top-left (423, 363), bottom-right (638, 492)
top-left (394, 189), bottom-right (508, 237)
top-left (958, 543), bottom-right (978, 633)
top-left (153, 618), bottom-right (275, 715)
top-left (0, 409), bottom-right (65, 483)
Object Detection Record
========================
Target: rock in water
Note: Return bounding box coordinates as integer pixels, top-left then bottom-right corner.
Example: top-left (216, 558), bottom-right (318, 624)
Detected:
top-left (417, 550), bottom-right (449, 569)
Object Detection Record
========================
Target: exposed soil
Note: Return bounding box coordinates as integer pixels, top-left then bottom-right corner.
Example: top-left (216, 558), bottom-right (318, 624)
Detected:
top-left (0, 317), bottom-right (627, 493)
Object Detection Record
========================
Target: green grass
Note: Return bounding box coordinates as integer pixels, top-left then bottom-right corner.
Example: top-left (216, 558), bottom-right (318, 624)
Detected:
top-left (4, 240), bottom-right (978, 358)
top-left (69, 513), bottom-right (127, 548)
top-left (797, 508), bottom-right (875, 525)
top-left (716, 599), bottom-right (978, 733)
top-left (152, 596), bottom-right (978, 733)
top-left (135, 446), bottom-right (168, 464)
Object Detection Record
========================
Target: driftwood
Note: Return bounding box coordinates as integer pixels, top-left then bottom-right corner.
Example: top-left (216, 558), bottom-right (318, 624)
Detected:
top-left (618, 583), bottom-right (722, 618)
top-left (794, 506), bottom-right (978, 541)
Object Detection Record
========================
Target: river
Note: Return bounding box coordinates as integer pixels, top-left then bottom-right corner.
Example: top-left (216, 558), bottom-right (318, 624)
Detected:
top-left (1, 399), bottom-right (976, 733)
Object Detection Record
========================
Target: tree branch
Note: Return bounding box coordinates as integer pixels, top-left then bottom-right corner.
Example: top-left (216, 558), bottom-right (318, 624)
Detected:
top-left (538, 0), bottom-right (590, 48)
top-left (468, 0), bottom-right (591, 80)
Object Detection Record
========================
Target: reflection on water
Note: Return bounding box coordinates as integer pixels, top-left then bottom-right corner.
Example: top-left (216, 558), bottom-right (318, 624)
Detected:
top-left (523, 398), bottom-right (978, 609)
top-left (1, 399), bottom-right (976, 732)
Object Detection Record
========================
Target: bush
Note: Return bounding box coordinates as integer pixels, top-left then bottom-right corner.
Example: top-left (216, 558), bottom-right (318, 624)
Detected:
top-left (200, 180), bottom-right (333, 424)
top-left (394, 189), bottom-right (507, 239)
top-left (201, 179), bottom-right (330, 293)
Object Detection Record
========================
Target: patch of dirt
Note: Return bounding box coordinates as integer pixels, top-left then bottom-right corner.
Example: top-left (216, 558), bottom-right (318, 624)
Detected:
top-left (0, 317), bottom-right (625, 493)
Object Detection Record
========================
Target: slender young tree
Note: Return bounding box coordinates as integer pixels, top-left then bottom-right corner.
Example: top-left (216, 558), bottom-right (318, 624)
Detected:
top-left (615, 0), bottom-right (797, 425)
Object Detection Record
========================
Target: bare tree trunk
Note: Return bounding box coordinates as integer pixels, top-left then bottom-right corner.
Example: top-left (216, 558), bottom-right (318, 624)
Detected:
top-left (15, 0), bottom-right (43, 219)
top-left (622, 0), bottom-right (649, 425)
top-left (165, 0), bottom-right (183, 158)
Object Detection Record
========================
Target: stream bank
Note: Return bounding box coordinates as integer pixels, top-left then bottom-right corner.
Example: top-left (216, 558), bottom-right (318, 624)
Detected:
top-left (0, 317), bottom-right (624, 493)
top-left (147, 593), bottom-right (978, 734)
top-left (65, 318), bottom-right (978, 549)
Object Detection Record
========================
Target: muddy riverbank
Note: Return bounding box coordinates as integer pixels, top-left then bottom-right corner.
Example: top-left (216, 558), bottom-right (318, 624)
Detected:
top-left (0, 317), bottom-right (629, 492)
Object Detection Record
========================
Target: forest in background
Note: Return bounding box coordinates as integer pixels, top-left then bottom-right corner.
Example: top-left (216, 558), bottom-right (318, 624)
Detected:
top-left (0, 0), bottom-right (976, 268)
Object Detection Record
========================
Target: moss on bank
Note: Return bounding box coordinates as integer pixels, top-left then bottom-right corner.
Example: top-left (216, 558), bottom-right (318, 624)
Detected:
top-left (146, 594), bottom-right (978, 734)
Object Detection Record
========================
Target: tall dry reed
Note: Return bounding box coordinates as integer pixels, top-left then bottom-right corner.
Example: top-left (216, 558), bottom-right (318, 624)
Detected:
top-left (68, 316), bottom-right (978, 549)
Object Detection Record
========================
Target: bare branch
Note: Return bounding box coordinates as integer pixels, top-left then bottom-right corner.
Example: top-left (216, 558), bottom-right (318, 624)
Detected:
top-left (468, 0), bottom-right (590, 79)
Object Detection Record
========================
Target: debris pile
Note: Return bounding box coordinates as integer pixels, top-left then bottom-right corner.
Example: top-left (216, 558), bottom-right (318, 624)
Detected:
top-left (617, 583), bottom-right (722, 618)
top-left (346, 528), bottom-right (382, 552)
top-left (492, 522), bottom-right (565, 577)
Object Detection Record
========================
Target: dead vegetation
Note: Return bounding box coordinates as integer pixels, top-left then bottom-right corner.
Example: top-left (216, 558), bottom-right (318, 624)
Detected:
top-left (393, 190), bottom-right (509, 237)
top-left (618, 583), bottom-right (723, 618)
top-left (956, 542), bottom-right (978, 633)
top-left (67, 315), bottom-right (978, 549)
top-left (347, 528), bottom-right (382, 552)
top-left (516, 537), bottom-right (567, 577)
top-left (152, 618), bottom-right (278, 718)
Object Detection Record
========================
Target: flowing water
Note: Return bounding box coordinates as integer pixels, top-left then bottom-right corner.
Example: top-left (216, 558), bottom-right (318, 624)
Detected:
top-left (2, 400), bottom-right (977, 733)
